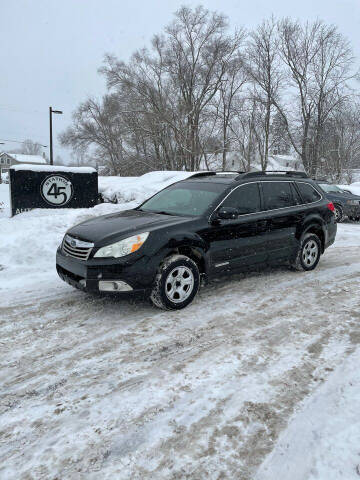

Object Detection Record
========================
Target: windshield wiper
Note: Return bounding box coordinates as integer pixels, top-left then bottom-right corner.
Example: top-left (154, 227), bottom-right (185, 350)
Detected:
top-left (153, 210), bottom-right (175, 216)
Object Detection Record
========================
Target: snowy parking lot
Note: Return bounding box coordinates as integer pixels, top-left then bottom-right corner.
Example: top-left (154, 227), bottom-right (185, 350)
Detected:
top-left (1, 182), bottom-right (360, 479)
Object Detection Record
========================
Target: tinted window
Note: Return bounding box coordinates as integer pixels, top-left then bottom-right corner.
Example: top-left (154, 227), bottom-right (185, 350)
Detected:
top-left (297, 182), bottom-right (321, 203)
top-left (222, 183), bottom-right (261, 214)
top-left (290, 183), bottom-right (302, 205)
top-left (140, 181), bottom-right (224, 217)
top-left (262, 182), bottom-right (294, 210)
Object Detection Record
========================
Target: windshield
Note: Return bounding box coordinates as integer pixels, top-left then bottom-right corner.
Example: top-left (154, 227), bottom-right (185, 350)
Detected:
top-left (319, 184), bottom-right (344, 193)
top-left (139, 181), bottom-right (225, 217)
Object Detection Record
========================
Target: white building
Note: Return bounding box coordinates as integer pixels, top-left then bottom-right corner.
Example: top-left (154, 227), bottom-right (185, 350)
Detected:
top-left (0, 152), bottom-right (47, 181)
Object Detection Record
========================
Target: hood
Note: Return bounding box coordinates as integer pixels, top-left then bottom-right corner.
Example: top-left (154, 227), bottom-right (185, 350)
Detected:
top-left (67, 209), bottom-right (192, 245)
top-left (324, 191), bottom-right (360, 201)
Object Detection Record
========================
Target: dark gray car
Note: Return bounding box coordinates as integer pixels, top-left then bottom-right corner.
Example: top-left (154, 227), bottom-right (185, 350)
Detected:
top-left (317, 182), bottom-right (360, 222)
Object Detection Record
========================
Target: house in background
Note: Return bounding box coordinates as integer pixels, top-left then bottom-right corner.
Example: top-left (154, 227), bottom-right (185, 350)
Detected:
top-left (0, 152), bottom-right (47, 182)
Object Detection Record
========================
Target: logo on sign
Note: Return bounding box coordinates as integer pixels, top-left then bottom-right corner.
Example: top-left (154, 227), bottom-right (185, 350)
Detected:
top-left (41, 175), bottom-right (73, 206)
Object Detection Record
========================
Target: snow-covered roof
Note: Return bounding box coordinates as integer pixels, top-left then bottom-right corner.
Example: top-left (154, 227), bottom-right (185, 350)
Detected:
top-left (10, 164), bottom-right (96, 173)
top-left (3, 153), bottom-right (47, 164)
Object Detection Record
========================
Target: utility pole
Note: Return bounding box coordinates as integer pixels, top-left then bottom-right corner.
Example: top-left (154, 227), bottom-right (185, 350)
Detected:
top-left (49, 106), bottom-right (63, 165)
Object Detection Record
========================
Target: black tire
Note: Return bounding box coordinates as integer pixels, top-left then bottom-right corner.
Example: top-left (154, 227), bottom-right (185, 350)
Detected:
top-left (290, 233), bottom-right (322, 272)
top-left (334, 204), bottom-right (343, 223)
top-left (150, 254), bottom-right (200, 310)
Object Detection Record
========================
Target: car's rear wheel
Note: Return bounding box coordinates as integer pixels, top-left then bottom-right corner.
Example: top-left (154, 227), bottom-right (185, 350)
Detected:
top-left (334, 204), bottom-right (343, 223)
top-left (150, 254), bottom-right (200, 310)
top-left (291, 233), bottom-right (321, 271)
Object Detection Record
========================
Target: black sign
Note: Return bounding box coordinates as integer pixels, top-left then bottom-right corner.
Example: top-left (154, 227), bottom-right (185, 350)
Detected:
top-left (9, 167), bottom-right (98, 216)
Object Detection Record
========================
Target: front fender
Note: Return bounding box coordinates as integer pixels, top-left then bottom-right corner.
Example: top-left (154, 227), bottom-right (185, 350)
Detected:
top-left (146, 231), bottom-right (210, 273)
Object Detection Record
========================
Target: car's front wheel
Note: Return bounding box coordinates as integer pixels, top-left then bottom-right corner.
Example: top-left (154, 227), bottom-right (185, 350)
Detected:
top-left (291, 233), bottom-right (321, 271)
top-left (150, 254), bottom-right (200, 310)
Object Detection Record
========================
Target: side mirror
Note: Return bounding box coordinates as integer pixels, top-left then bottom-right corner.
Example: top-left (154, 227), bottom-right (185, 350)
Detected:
top-left (217, 206), bottom-right (239, 220)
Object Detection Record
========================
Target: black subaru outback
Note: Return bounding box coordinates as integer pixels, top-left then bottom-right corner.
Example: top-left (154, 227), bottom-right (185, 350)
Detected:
top-left (56, 171), bottom-right (337, 310)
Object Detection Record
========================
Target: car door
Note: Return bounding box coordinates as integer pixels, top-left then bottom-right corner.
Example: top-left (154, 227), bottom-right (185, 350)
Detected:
top-left (259, 181), bottom-right (303, 262)
top-left (203, 182), bottom-right (269, 272)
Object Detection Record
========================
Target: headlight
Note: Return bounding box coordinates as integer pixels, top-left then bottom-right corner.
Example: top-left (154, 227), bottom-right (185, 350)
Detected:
top-left (346, 200), bottom-right (359, 205)
top-left (94, 232), bottom-right (149, 258)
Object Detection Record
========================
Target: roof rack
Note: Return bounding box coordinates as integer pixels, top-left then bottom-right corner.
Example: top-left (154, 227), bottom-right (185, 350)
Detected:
top-left (188, 171), bottom-right (217, 178)
top-left (188, 171), bottom-right (243, 178)
top-left (235, 170), bottom-right (308, 180)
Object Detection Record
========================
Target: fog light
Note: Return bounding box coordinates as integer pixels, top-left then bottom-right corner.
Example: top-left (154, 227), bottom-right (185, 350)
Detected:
top-left (79, 279), bottom-right (86, 287)
top-left (99, 281), bottom-right (133, 292)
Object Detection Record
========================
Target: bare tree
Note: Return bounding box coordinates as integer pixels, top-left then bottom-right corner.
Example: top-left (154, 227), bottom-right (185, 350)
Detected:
top-left (247, 17), bottom-right (283, 170)
top-left (216, 53), bottom-right (247, 170)
top-left (61, 8), bottom-right (360, 178)
top-left (276, 19), bottom-right (355, 175)
top-left (15, 139), bottom-right (43, 155)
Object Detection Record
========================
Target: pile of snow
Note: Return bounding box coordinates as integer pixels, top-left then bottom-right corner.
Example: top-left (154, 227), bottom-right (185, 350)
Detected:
top-left (11, 164), bottom-right (96, 173)
top-left (0, 202), bottom-right (129, 290)
top-left (256, 348), bottom-right (360, 480)
top-left (338, 182), bottom-right (360, 196)
top-left (0, 183), bottom-right (10, 217)
top-left (99, 170), bottom-right (195, 203)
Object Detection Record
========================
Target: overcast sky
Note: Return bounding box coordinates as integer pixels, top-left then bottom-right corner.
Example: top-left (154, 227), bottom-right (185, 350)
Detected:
top-left (1, 0), bottom-right (360, 164)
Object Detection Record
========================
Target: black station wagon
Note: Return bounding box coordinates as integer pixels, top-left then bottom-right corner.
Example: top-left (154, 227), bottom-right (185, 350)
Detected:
top-left (56, 171), bottom-right (337, 310)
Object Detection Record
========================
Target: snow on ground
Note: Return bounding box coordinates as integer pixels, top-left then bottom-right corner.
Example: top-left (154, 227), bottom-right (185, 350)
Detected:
top-left (1, 176), bottom-right (360, 479)
top-left (256, 348), bottom-right (360, 480)
top-left (338, 182), bottom-right (360, 196)
top-left (0, 183), bottom-right (9, 216)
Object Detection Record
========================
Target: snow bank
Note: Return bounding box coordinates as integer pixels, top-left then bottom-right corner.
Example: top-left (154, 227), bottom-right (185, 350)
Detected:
top-left (0, 183), bottom-right (10, 217)
top-left (338, 182), bottom-right (360, 196)
top-left (99, 170), bottom-right (196, 203)
top-left (256, 348), bottom-right (360, 480)
top-left (0, 202), bottom-right (131, 290)
top-left (11, 164), bottom-right (96, 173)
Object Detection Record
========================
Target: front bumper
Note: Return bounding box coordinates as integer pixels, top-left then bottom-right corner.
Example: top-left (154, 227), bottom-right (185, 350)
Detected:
top-left (56, 247), bottom-right (155, 296)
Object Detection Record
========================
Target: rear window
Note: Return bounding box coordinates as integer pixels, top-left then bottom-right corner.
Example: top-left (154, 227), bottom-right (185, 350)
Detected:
top-left (297, 182), bottom-right (322, 203)
top-left (262, 181), bottom-right (295, 210)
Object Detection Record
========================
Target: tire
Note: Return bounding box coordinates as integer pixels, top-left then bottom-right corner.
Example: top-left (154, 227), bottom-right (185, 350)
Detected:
top-left (334, 204), bottom-right (343, 223)
top-left (290, 233), bottom-right (322, 272)
top-left (150, 254), bottom-right (200, 310)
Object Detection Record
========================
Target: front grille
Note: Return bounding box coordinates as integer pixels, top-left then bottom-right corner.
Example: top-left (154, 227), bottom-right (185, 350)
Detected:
top-left (62, 234), bottom-right (94, 261)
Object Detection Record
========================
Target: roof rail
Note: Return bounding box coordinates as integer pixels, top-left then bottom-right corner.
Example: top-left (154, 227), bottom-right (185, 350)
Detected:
top-left (188, 171), bottom-right (217, 178)
top-left (235, 170), bottom-right (308, 180)
top-left (188, 171), bottom-right (243, 178)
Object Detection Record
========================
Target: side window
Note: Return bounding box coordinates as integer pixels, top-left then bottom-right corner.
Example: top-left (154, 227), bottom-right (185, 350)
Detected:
top-left (290, 183), bottom-right (302, 205)
top-left (297, 183), bottom-right (321, 203)
top-left (262, 182), bottom-right (294, 210)
top-left (222, 183), bottom-right (261, 215)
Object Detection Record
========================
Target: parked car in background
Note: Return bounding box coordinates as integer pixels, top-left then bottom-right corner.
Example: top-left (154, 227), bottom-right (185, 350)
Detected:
top-left (57, 171), bottom-right (337, 310)
top-left (316, 182), bottom-right (360, 222)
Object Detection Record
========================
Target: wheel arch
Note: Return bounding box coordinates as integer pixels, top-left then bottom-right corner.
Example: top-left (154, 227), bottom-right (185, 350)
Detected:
top-left (302, 222), bottom-right (326, 253)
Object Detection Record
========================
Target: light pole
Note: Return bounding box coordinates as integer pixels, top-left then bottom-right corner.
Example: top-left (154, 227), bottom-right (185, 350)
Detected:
top-left (49, 106), bottom-right (63, 165)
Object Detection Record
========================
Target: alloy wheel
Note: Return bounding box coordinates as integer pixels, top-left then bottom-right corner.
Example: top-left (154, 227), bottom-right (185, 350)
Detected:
top-left (302, 239), bottom-right (319, 267)
top-left (165, 266), bottom-right (194, 303)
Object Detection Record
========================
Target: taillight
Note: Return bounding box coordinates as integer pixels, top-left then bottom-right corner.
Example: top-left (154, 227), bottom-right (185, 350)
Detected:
top-left (327, 202), bottom-right (335, 212)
